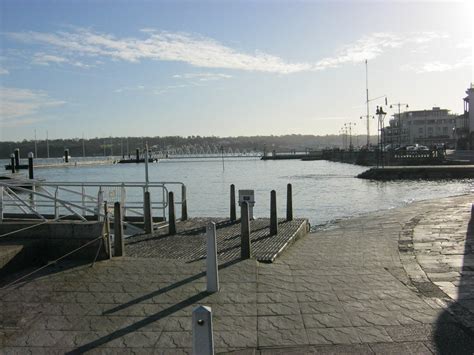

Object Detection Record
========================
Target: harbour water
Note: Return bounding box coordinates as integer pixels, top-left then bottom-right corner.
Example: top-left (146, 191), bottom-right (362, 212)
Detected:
top-left (3, 157), bottom-right (473, 227)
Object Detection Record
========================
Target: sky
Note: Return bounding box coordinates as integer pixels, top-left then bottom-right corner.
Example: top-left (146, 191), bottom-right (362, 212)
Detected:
top-left (0, 0), bottom-right (473, 141)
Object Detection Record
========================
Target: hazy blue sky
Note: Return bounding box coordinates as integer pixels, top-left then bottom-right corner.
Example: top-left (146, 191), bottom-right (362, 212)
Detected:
top-left (0, 0), bottom-right (472, 141)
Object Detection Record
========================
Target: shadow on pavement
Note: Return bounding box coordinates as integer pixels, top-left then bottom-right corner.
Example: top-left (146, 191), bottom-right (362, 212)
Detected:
top-left (434, 213), bottom-right (474, 354)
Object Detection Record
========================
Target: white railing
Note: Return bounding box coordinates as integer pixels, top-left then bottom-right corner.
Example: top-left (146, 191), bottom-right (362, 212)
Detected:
top-left (0, 180), bottom-right (186, 234)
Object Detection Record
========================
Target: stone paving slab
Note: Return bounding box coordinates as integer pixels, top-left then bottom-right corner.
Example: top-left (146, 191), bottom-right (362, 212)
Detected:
top-left (125, 217), bottom-right (309, 263)
top-left (2, 194), bottom-right (474, 353)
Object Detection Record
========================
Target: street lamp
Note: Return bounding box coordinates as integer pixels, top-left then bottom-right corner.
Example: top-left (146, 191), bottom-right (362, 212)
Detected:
top-left (389, 102), bottom-right (409, 147)
top-left (376, 106), bottom-right (387, 167)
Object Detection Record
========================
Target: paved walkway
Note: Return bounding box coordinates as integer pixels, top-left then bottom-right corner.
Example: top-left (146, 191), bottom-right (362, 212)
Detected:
top-left (1, 194), bottom-right (474, 353)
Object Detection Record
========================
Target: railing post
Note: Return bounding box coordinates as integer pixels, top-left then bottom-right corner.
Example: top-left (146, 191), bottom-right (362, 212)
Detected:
top-left (28, 152), bottom-right (34, 179)
top-left (168, 191), bottom-right (176, 235)
top-left (54, 186), bottom-right (59, 219)
top-left (81, 185), bottom-right (86, 216)
top-left (104, 202), bottom-right (112, 259)
top-left (121, 183), bottom-right (126, 218)
top-left (286, 183), bottom-right (293, 221)
top-left (270, 190), bottom-right (278, 235)
top-left (114, 202), bottom-right (125, 257)
top-left (192, 306), bottom-right (214, 355)
top-left (206, 222), bottom-right (219, 293)
top-left (240, 201), bottom-right (251, 259)
top-left (144, 191), bottom-right (153, 234)
top-left (181, 185), bottom-right (188, 221)
top-left (97, 187), bottom-right (104, 221)
top-left (230, 184), bottom-right (236, 221)
top-left (0, 186), bottom-right (3, 222)
top-left (10, 154), bottom-right (15, 174)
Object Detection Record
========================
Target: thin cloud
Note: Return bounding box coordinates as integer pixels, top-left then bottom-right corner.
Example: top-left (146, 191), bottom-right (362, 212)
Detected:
top-left (114, 85), bottom-right (146, 93)
top-left (32, 52), bottom-right (91, 68)
top-left (402, 56), bottom-right (472, 73)
top-left (5, 28), bottom-right (448, 74)
top-left (173, 72), bottom-right (233, 81)
top-left (0, 67), bottom-right (9, 75)
top-left (0, 87), bottom-right (65, 124)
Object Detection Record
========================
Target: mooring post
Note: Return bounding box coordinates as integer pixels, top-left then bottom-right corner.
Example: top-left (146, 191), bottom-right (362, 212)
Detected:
top-left (14, 148), bottom-right (20, 169)
top-left (114, 202), bottom-right (125, 257)
top-left (168, 191), bottom-right (176, 235)
top-left (144, 191), bottom-right (153, 234)
top-left (181, 185), bottom-right (188, 221)
top-left (104, 202), bottom-right (112, 259)
top-left (10, 154), bottom-right (15, 173)
top-left (28, 152), bottom-right (34, 180)
top-left (286, 183), bottom-right (293, 221)
top-left (270, 190), bottom-right (278, 235)
top-left (64, 149), bottom-right (69, 163)
top-left (241, 201), bottom-right (251, 259)
top-left (136, 148), bottom-right (140, 163)
top-left (230, 184), bottom-right (236, 221)
top-left (192, 305), bottom-right (214, 355)
top-left (206, 222), bottom-right (219, 293)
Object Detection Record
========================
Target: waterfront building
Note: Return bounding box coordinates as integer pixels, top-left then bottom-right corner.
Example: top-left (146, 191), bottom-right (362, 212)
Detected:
top-left (383, 107), bottom-right (457, 148)
top-left (456, 84), bottom-right (474, 149)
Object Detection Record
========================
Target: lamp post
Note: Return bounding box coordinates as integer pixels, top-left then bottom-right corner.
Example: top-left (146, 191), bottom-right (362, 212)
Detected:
top-left (389, 102), bottom-right (409, 147)
top-left (376, 106), bottom-right (387, 168)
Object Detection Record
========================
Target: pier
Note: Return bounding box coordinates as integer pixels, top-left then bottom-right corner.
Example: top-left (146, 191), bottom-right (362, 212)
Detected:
top-left (357, 165), bottom-right (474, 180)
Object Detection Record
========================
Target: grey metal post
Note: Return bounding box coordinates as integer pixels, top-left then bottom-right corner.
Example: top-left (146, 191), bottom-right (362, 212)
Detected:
top-left (97, 188), bottom-right (104, 222)
top-left (168, 191), bottom-right (176, 235)
top-left (206, 222), bottom-right (219, 293)
top-left (192, 305), bottom-right (214, 355)
top-left (64, 149), bottom-right (69, 163)
top-left (114, 202), bottom-right (125, 257)
top-left (181, 185), bottom-right (188, 221)
top-left (14, 149), bottom-right (20, 169)
top-left (144, 191), bottom-right (153, 234)
top-left (10, 154), bottom-right (15, 173)
top-left (28, 152), bottom-right (34, 180)
top-left (286, 183), bottom-right (293, 221)
top-left (270, 190), bottom-right (278, 235)
top-left (241, 201), bottom-right (251, 259)
top-left (230, 184), bottom-right (236, 221)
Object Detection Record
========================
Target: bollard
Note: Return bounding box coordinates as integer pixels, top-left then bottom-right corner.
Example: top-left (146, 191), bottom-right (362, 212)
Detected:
top-left (286, 183), bottom-right (293, 221)
top-left (168, 191), bottom-right (176, 235)
top-left (144, 191), bottom-right (153, 234)
top-left (241, 201), bottom-right (251, 259)
top-left (230, 184), bottom-right (236, 221)
top-left (136, 148), bottom-right (140, 162)
top-left (10, 154), bottom-right (15, 173)
top-left (14, 149), bottom-right (20, 169)
top-left (28, 152), bottom-right (34, 179)
top-left (114, 202), bottom-right (125, 257)
top-left (64, 149), bottom-right (69, 163)
top-left (181, 185), bottom-right (188, 221)
top-left (206, 222), bottom-right (219, 293)
top-left (270, 190), bottom-right (278, 235)
top-left (192, 306), bottom-right (214, 355)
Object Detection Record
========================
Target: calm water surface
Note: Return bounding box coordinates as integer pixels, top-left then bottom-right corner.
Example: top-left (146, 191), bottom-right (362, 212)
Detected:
top-left (21, 158), bottom-right (472, 227)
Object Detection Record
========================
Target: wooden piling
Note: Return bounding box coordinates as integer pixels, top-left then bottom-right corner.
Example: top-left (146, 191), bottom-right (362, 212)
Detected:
top-left (114, 202), bottom-right (125, 256)
top-left (144, 191), bottom-right (153, 234)
top-left (181, 185), bottom-right (188, 221)
top-left (64, 149), bottom-right (69, 163)
top-left (168, 191), bottom-right (176, 235)
top-left (241, 201), bottom-right (251, 259)
top-left (230, 184), bottom-right (236, 221)
top-left (10, 154), bottom-right (15, 173)
top-left (286, 183), bottom-right (293, 221)
top-left (270, 190), bottom-right (278, 235)
top-left (14, 149), bottom-right (20, 169)
top-left (136, 148), bottom-right (140, 163)
top-left (28, 152), bottom-right (34, 179)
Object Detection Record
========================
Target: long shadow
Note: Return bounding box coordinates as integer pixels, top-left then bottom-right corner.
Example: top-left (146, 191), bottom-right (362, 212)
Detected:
top-left (102, 258), bottom-right (241, 315)
top-left (434, 212), bottom-right (474, 354)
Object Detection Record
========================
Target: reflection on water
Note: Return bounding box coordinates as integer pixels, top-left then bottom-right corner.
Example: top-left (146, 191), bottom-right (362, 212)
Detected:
top-left (9, 158), bottom-right (473, 226)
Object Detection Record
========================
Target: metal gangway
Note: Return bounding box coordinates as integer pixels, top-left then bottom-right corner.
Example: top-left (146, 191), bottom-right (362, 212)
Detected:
top-left (0, 180), bottom-right (187, 235)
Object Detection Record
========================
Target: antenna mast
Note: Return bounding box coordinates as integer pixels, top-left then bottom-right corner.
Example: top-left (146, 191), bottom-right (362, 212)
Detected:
top-left (365, 60), bottom-right (370, 147)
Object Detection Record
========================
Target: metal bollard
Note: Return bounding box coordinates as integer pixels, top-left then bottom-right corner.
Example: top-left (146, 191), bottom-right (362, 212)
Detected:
top-left (286, 183), bottom-right (293, 221)
top-left (28, 152), bottom-right (34, 179)
top-left (270, 190), bottom-right (278, 235)
top-left (168, 191), bottom-right (176, 235)
top-left (10, 154), bottom-right (15, 173)
top-left (206, 222), bottom-right (219, 293)
top-left (144, 191), bottom-right (153, 234)
top-left (114, 202), bottom-right (125, 257)
top-left (230, 184), bottom-right (236, 221)
top-left (181, 185), bottom-right (188, 221)
top-left (192, 306), bottom-right (214, 355)
top-left (240, 201), bottom-right (251, 259)
top-left (64, 149), bottom-right (69, 163)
